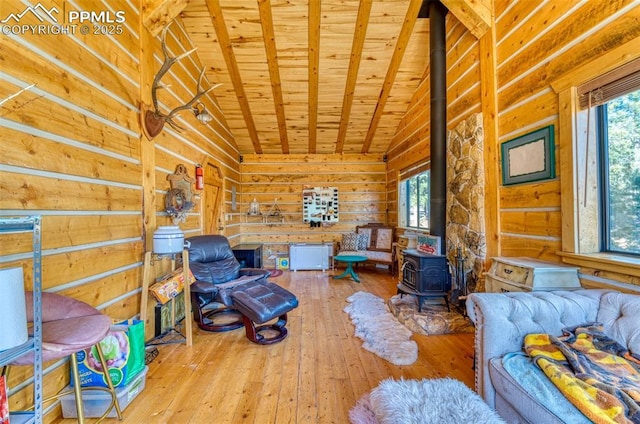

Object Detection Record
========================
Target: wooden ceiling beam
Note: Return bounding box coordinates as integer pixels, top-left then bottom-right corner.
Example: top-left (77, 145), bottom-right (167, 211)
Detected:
top-left (361, 0), bottom-right (422, 153)
top-left (142, 0), bottom-right (188, 36)
top-left (308, 1), bottom-right (320, 154)
top-left (205, 0), bottom-right (263, 154)
top-left (258, 0), bottom-right (289, 154)
top-left (335, 0), bottom-right (373, 154)
top-left (440, 0), bottom-right (491, 39)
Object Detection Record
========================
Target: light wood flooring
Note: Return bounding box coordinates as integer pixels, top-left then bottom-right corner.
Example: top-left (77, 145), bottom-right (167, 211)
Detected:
top-left (52, 267), bottom-right (475, 424)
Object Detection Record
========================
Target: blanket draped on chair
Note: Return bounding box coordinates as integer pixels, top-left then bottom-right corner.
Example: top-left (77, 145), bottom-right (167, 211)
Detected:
top-left (524, 323), bottom-right (640, 424)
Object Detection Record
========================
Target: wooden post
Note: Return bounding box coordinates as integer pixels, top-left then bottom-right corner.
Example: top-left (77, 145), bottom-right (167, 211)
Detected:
top-left (182, 249), bottom-right (193, 347)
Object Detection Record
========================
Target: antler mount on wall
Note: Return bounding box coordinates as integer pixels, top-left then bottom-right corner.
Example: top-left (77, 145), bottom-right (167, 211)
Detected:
top-left (142, 23), bottom-right (221, 140)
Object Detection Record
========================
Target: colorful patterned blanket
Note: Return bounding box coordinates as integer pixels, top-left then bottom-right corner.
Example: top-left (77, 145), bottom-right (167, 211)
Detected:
top-left (524, 323), bottom-right (640, 424)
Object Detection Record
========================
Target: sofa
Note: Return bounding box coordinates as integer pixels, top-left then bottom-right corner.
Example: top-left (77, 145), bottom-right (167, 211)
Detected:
top-left (466, 290), bottom-right (640, 423)
top-left (336, 223), bottom-right (395, 274)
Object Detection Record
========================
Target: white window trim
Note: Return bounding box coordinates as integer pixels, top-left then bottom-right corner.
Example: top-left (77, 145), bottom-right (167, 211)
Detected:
top-left (397, 162), bottom-right (430, 231)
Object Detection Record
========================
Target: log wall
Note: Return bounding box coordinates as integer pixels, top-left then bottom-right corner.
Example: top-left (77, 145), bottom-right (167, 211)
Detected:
top-left (385, 0), bottom-right (640, 289)
top-left (0, 4), bottom-right (238, 416)
top-left (238, 154), bottom-right (387, 266)
top-left (1, 0), bottom-right (639, 419)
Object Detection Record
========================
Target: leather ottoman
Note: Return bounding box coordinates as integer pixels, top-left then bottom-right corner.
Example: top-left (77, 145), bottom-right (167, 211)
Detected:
top-left (230, 281), bottom-right (298, 344)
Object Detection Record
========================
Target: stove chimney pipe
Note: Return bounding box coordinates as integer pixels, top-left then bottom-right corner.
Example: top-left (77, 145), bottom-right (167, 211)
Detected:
top-left (428, 0), bottom-right (447, 255)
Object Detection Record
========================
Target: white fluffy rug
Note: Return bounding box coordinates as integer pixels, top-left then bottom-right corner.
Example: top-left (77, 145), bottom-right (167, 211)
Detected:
top-left (344, 291), bottom-right (418, 366)
top-left (349, 378), bottom-right (505, 424)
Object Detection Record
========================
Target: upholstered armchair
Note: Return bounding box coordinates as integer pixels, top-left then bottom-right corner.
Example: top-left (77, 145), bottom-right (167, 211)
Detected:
top-left (185, 235), bottom-right (270, 332)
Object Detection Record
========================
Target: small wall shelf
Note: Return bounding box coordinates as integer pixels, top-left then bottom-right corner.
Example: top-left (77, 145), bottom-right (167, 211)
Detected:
top-left (244, 199), bottom-right (285, 224)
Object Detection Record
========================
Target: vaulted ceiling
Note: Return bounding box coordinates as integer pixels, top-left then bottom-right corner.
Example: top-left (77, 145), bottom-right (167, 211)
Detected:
top-left (144, 0), bottom-right (490, 155)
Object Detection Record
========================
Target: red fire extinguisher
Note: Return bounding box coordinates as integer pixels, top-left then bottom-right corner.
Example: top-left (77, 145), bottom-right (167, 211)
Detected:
top-left (195, 165), bottom-right (204, 190)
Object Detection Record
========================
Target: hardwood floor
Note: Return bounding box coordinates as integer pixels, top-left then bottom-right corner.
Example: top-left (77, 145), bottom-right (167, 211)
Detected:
top-left (51, 267), bottom-right (475, 423)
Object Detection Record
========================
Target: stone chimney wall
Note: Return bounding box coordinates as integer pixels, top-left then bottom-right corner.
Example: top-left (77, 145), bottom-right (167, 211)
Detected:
top-left (446, 113), bottom-right (487, 292)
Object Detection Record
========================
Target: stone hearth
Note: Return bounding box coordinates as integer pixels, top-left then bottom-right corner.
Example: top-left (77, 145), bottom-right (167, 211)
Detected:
top-left (388, 294), bottom-right (473, 336)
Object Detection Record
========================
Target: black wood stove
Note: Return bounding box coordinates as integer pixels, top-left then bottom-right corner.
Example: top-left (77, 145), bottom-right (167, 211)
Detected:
top-left (398, 249), bottom-right (451, 311)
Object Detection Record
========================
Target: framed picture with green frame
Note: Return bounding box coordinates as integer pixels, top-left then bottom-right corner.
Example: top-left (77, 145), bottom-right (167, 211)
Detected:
top-left (501, 125), bottom-right (555, 185)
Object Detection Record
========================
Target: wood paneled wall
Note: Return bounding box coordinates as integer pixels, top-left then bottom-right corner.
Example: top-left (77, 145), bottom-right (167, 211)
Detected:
top-left (1, 0), bottom-right (639, 418)
top-left (492, 0), bottom-right (639, 289)
top-left (238, 154), bottom-right (387, 265)
top-left (385, 0), bottom-right (639, 289)
top-left (0, 4), bottom-right (238, 416)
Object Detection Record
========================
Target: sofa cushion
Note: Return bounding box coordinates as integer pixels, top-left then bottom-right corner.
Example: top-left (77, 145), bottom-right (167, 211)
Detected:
top-left (371, 227), bottom-right (393, 250)
top-left (597, 292), bottom-right (640, 355)
top-left (339, 250), bottom-right (392, 263)
top-left (361, 250), bottom-right (392, 263)
top-left (466, 290), bottom-right (610, 408)
top-left (356, 227), bottom-right (373, 249)
top-left (489, 358), bottom-right (579, 424)
top-left (497, 354), bottom-right (591, 423)
top-left (356, 232), bottom-right (369, 250)
top-left (341, 232), bottom-right (359, 251)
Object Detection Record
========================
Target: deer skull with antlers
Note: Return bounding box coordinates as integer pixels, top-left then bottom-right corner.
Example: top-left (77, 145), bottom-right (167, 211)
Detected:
top-left (142, 23), bottom-right (221, 140)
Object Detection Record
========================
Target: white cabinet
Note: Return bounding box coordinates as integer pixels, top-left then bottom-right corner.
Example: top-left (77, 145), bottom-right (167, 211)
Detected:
top-left (289, 243), bottom-right (332, 271)
top-left (0, 216), bottom-right (43, 423)
top-left (485, 256), bottom-right (581, 293)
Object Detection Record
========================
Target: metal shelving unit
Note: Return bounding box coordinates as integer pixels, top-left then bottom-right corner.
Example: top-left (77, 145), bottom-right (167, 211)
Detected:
top-left (0, 216), bottom-right (43, 423)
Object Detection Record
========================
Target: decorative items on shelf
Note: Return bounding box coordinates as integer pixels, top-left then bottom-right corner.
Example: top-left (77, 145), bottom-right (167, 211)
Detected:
top-left (248, 198), bottom-right (261, 216)
top-left (165, 164), bottom-right (195, 224)
top-left (245, 198), bottom-right (285, 224)
top-left (302, 186), bottom-right (339, 227)
top-left (264, 198), bottom-right (284, 223)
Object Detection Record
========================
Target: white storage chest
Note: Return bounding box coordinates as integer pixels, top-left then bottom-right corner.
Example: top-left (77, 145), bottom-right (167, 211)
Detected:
top-left (485, 257), bottom-right (581, 293)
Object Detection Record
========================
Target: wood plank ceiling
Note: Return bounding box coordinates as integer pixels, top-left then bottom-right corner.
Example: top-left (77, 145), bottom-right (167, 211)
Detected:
top-left (180, 0), bottom-right (429, 155)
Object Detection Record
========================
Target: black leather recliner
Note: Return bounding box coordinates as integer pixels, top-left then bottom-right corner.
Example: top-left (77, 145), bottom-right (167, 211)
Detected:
top-left (186, 235), bottom-right (271, 332)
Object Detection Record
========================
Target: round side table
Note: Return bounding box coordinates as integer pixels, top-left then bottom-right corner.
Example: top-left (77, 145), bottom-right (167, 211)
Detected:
top-left (333, 255), bottom-right (368, 283)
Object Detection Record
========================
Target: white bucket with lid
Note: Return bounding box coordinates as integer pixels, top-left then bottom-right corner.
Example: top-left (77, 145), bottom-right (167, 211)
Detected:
top-left (153, 226), bottom-right (185, 254)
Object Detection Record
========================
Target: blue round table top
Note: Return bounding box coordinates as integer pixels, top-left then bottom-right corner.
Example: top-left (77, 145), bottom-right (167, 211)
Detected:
top-left (334, 255), bottom-right (368, 263)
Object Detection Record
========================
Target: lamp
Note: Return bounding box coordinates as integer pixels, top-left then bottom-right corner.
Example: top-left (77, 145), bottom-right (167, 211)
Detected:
top-left (248, 198), bottom-right (261, 216)
top-left (192, 102), bottom-right (213, 124)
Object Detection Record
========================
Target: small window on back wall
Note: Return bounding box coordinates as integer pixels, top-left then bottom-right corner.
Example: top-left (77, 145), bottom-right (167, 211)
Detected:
top-left (578, 60), bottom-right (640, 256)
top-left (398, 170), bottom-right (430, 230)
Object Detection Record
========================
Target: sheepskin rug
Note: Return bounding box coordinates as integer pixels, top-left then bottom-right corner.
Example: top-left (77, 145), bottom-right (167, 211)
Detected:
top-left (349, 378), bottom-right (505, 424)
top-left (344, 291), bottom-right (418, 366)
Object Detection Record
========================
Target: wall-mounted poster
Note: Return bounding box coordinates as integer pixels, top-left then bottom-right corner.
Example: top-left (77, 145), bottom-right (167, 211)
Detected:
top-left (302, 186), bottom-right (339, 224)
